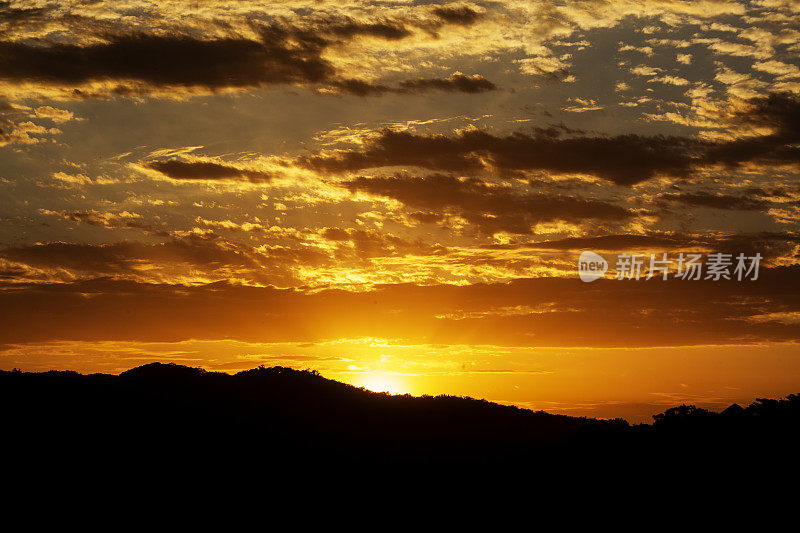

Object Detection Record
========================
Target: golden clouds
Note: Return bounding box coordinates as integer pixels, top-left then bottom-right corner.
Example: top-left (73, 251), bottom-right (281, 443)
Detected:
top-left (1, 1), bottom-right (799, 392)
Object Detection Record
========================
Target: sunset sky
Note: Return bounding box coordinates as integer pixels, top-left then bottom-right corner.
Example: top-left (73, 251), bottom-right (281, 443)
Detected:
top-left (1, 0), bottom-right (799, 421)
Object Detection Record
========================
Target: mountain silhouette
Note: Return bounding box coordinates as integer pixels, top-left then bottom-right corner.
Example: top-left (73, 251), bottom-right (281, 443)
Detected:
top-left (3, 362), bottom-right (799, 476)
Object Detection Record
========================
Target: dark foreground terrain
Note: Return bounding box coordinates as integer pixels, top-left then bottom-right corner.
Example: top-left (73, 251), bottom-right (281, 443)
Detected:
top-left (3, 362), bottom-right (800, 477)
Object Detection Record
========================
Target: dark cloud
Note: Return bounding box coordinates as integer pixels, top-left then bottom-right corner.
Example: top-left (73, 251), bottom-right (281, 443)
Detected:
top-left (702, 135), bottom-right (800, 171)
top-left (399, 73), bottom-right (496, 93)
top-left (408, 211), bottom-right (446, 224)
top-left (297, 94), bottom-right (800, 184)
top-left (431, 6), bottom-right (482, 26)
top-left (732, 92), bottom-right (800, 139)
top-left (325, 18), bottom-right (412, 40)
top-left (328, 74), bottom-right (497, 96)
top-left (300, 128), bottom-right (700, 185)
top-left (1, 267), bottom-right (799, 346)
top-left (327, 78), bottom-right (394, 97)
top-left (321, 227), bottom-right (350, 241)
top-left (319, 227), bottom-right (445, 257)
top-left (0, 233), bottom-right (331, 288)
top-left (0, 32), bottom-right (333, 89)
top-left (517, 234), bottom-right (692, 251)
top-left (0, 17), bottom-right (416, 92)
top-left (658, 192), bottom-right (771, 211)
top-left (343, 173), bottom-right (631, 234)
top-left (496, 232), bottom-right (800, 263)
top-left (62, 211), bottom-right (124, 227)
top-left (0, 1), bottom-right (50, 27)
top-left (699, 92), bottom-right (800, 172)
top-left (60, 210), bottom-right (153, 231)
top-left (707, 232), bottom-right (800, 262)
top-left (0, 239), bottom-right (260, 275)
top-left (0, 14), bottom-right (485, 96)
top-left (146, 160), bottom-right (275, 183)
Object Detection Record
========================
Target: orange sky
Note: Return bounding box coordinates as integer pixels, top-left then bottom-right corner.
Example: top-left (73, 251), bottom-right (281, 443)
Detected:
top-left (1, 0), bottom-right (799, 421)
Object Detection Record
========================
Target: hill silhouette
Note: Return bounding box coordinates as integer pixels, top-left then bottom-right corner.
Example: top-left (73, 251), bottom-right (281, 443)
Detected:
top-left (3, 362), bottom-right (800, 473)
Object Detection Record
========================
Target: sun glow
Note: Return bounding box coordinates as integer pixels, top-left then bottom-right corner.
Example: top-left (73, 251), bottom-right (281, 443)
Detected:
top-left (357, 373), bottom-right (409, 395)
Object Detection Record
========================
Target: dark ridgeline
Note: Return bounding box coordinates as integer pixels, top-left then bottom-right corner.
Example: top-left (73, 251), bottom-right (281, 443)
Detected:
top-left (2, 362), bottom-right (799, 474)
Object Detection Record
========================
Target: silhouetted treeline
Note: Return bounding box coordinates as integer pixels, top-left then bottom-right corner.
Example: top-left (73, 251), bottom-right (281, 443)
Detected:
top-left (3, 363), bottom-right (799, 471)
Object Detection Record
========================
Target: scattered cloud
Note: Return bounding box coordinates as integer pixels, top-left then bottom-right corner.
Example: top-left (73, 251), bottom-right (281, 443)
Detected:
top-left (145, 160), bottom-right (277, 183)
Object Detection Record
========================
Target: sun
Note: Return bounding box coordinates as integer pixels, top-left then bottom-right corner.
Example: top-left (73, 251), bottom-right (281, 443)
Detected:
top-left (358, 374), bottom-right (408, 395)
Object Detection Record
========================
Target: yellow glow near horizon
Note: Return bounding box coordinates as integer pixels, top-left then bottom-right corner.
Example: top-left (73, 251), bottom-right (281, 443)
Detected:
top-left (355, 373), bottom-right (409, 395)
top-left (5, 339), bottom-right (800, 422)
